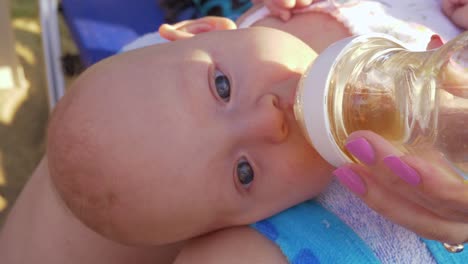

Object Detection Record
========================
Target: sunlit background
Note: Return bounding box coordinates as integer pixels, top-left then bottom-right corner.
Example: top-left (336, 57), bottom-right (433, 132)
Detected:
top-left (0, 0), bottom-right (254, 227)
top-left (0, 0), bottom-right (76, 226)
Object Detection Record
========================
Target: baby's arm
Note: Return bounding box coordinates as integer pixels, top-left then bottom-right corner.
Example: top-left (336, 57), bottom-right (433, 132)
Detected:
top-left (173, 226), bottom-right (288, 264)
top-left (442, 0), bottom-right (468, 29)
top-left (0, 158), bottom-right (180, 264)
top-left (239, 2), bottom-right (350, 53)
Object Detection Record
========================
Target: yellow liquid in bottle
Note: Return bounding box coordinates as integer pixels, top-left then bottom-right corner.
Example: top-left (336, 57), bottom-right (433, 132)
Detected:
top-left (342, 84), bottom-right (404, 141)
top-left (325, 36), bottom-right (468, 176)
top-left (326, 38), bottom-right (419, 160)
top-left (435, 58), bottom-right (468, 173)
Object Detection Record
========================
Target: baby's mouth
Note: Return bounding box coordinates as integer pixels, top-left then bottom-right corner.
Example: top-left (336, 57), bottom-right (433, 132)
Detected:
top-left (274, 73), bottom-right (302, 112)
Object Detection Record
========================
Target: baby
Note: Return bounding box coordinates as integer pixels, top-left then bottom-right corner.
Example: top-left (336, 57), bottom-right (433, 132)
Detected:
top-left (1, 0), bottom-right (467, 263)
top-left (163, 1), bottom-right (468, 263)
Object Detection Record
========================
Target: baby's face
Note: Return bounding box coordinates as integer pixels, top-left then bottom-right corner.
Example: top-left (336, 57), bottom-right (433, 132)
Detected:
top-left (47, 27), bottom-right (333, 246)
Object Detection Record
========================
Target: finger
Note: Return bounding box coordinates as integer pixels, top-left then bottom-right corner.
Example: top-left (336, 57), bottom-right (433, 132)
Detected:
top-left (344, 131), bottom-right (420, 200)
top-left (403, 154), bottom-right (468, 214)
top-left (279, 9), bottom-right (292, 21)
top-left (273, 0), bottom-right (296, 9)
top-left (389, 155), bottom-right (468, 223)
top-left (335, 165), bottom-right (468, 244)
top-left (441, 0), bottom-right (457, 16)
top-left (345, 130), bottom-right (403, 167)
top-left (452, 4), bottom-right (468, 30)
top-left (265, 3), bottom-right (292, 21)
top-left (346, 131), bottom-right (468, 221)
top-left (295, 0), bottom-right (314, 8)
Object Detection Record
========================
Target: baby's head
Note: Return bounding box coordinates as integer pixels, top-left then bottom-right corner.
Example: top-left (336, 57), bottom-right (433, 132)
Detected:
top-left (47, 24), bottom-right (333, 246)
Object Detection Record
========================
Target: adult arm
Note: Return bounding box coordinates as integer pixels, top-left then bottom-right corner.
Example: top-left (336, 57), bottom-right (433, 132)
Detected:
top-left (0, 157), bottom-right (182, 264)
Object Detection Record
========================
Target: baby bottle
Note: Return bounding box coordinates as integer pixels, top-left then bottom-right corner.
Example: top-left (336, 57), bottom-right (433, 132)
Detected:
top-left (294, 32), bottom-right (468, 178)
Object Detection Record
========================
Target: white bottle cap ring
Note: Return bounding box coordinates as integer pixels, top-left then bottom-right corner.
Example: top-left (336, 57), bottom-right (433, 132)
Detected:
top-left (301, 33), bottom-right (407, 167)
top-left (300, 35), bottom-right (363, 167)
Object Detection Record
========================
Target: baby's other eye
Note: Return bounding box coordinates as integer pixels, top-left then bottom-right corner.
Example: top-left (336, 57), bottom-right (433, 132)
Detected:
top-left (237, 160), bottom-right (254, 188)
top-left (214, 69), bottom-right (231, 101)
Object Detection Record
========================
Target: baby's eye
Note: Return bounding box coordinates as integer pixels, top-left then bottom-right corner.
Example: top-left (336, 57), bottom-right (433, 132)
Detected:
top-left (237, 160), bottom-right (254, 188)
top-left (214, 69), bottom-right (231, 101)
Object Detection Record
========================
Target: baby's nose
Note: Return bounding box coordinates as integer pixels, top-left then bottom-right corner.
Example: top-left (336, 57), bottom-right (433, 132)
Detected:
top-left (244, 94), bottom-right (289, 143)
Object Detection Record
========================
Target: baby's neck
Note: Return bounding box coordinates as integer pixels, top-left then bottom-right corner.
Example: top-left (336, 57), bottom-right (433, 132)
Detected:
top-left (0, 156), bottom-right (182, 264)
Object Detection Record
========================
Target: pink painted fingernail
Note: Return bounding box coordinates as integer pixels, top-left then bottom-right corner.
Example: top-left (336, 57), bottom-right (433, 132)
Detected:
top-left (430, 34), bottom-right (443, 43)
top-left (333, 167), bottom-right (366, 195)
top-left (383, 155), bottom-right (421, 186)
top-left (345, 138), bottom-right (376, 165)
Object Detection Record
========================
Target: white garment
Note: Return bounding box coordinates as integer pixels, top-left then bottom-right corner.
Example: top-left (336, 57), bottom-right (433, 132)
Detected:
top-left (121, 31), bottom-right (169, 52)
top-left (122, 0), bottom-right (461, 53)
top-left (123, 0), bottom-right (461, 53)
top-left (239, 0), bottom-right (462, 50)
top-left (318, 179), bottom-right (436, 264)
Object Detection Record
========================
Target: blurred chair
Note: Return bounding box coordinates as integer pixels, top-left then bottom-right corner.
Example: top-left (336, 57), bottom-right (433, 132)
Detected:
top-left (39, 0), bottom-right (251, 109)
top-left (39, 0), bottom-right (166, 109)
top-left (60, 0), bottom-right (165, 67)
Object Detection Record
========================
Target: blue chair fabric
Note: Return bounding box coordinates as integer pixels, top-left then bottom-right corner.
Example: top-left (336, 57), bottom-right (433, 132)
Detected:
top-left (60, 0), bottom-right (166, 66)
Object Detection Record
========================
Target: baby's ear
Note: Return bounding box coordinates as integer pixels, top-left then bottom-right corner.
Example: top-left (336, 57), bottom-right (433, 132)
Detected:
top-left (159, 16), bottom-right (237, 41)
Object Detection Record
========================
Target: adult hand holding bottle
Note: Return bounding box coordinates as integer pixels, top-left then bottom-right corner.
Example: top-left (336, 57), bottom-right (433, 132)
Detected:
top-left (332, 38), bottom-right (468, 251)
top-left (334, 130), bottom-right (468, 252)
top-left (294, 33), bottom-right (468, 252)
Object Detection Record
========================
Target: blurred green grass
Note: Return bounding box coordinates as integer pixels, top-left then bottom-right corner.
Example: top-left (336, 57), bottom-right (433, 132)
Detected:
top-left (11, 0), bottom-right (39, 18)
top-left (0, 0), bottom-right (79, 227)
top-left (0, 0), bottom-right (51, 226)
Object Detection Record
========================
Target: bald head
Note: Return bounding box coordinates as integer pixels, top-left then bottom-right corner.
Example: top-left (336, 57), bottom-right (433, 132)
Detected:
top-left (46, 46), bottom-right (188, 244)
top-left (46, 40), bottom-right (233, 245)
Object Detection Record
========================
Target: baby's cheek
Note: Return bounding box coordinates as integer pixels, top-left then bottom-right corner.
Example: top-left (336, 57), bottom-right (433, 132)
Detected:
top-left (293, 147), bottom-right (334, 190)
top-left (281, 147), bottom-right (332, 192)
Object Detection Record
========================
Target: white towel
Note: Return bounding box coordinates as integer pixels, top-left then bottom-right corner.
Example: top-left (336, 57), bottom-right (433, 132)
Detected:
top-left (318, 179), bottom-right (436, 263)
